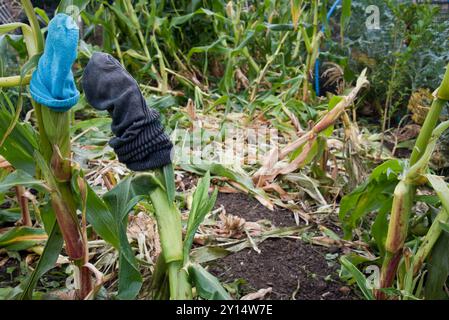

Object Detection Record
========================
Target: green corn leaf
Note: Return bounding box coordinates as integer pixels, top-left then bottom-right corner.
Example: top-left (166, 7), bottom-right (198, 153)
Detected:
top-left (33, 151), bottom-right (59, 192)
top-left (170, 8), bottom-right (228, 28)
top-left (424, 233), bottom-right (449, 299)
top-left (340, 256), bottom-right (374, 300)
top-left (190, 246), bottom-right (231, 264)
top-left (0, 209), bottom-right (21, 224)
top-left (339, 159), bottom-right (403, 239)
top-left (0, 93), bottom-right (39, 175)
top-left (426, 174), bottom-right (449, 215)
top-left (34, 8), bottom-right (49, 25)
top-left (371, 199), bottom-right (392, 256)
top-left (102, 178), bottom-right (143, 300)
top-left (0, 227), bottom-right (47, 251)
top-left (70, 117), bottom-right (111, 134)
top-left (0, 23), bottom-right (32, 35)
top-left (440, 221), bottom-right (449, 234)
top-left (0, 53), bottom-right (40, 154)
top-left (70, 167), bottom-right (118, 248)
top-left (81, 182), bottom-right (120, 248)
top-left (188, 263), bottom-right (231, 300)
top-left (57, 0), bottom-right (92, 15)
top-left (4, 35), bottom-right (28, 60)
top-left (340, 0), bottom-right (352, 40)
top-left (186, 36), bottom-right (229, 61)
top-left (291, 0), bottom-right (303, 29)
top-left (106, 3), bottom-right (137, 33)
top-left (19, 220), bottom-right (63, 300)
top-left (70, 171), bottom-right (159, 300)
top-left (322, 96), bottom-right (343, 137)
top-left (0, 21), bottom-right (35, 54)
top-left (99, 173), bottom-right (159, 299)
top-left (257, 23), bottom-right (295, 32)
top-left (0, 286), bottom-right (23, 300)
top-left (180, 163), bottom-right (271, 208)
top-left (183, 172), bottom-right (218, 262)
top-left (20, 54), bottom-right (41, 79)
top-left (73, 176), bottom-right (138, 299)
top-left (162, 163), bottom-right (175, 204)
top-left (0, 170), bottom-right (47, 194)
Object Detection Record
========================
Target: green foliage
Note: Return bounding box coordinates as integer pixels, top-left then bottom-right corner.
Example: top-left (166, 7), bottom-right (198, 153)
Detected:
top-left (423, 233), bottom-right (449, 300)
top-left (0, 226), bottom-right (47, 251)
top-left (19, 221), bottom-right (63, 300)
top-left (81, 173), bottom-right (160, 299)
top-left (339, 159), bottom-right (404, 240)
top-left (2, 0), bottom-right (448, 302)
top-left (183, 172), bottom-right (218, 263)
top-left (188, 263), bottom-right (232, 300)
top-left (58, 0), bottom-right (92, 14)
top-left (180, 162), bottom-right (271, 204)
top-left (0, 94), bottom-right (38, 175)
top-left (0, 170), bottom-right (46, 194)
top-left (346, 0), bottom-right (449, 119)
top-left (340, 256), bottom-right (374, 300)
top-left (76, 0), bottom-right (352, 112)
top-left (340, 0), bottom-right (352, 41)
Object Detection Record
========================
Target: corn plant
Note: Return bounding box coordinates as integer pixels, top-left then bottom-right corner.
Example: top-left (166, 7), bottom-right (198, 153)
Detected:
top-left (296, 0), bottom-right (322, 101)
top-left (0, 0), bottom-right (95, 299)
top-left (377, 66), bottom-right (449, 299)
top-left (339, 64), bottom-right (449, 300)
top-left (0, 0), bottom-right (129, 300)
top-left (253, 68), bottom-right (368, 186)
top-left (146, 170), bottom-right (230, 300)
top-left (0, 0), bottom-right (229, 300)
top-left (78, 0), bottom-right (352, 110)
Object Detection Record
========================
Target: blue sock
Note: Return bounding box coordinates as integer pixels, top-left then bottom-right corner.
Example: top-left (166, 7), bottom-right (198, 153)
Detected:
top-left (30, 13), bottom-right (80, 112)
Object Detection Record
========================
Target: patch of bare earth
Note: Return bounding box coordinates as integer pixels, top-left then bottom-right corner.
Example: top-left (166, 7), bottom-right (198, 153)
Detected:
top-left (207, 193), bottom-right (358, 300)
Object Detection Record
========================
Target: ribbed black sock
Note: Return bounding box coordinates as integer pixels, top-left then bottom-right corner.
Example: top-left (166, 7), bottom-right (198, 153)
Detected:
top-left (82, 52), bottom-right (173, 171)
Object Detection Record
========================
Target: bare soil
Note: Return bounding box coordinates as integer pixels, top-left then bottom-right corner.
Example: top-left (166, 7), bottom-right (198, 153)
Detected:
top-left (208, 192), bottom-right (358, 300)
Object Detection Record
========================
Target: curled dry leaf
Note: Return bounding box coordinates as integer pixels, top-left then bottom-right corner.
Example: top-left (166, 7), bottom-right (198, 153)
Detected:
top-left (0, 155), bottom-right (12, 169)
top-left (216, 211), bottom-right (246, 238)
top-left (244, 221), bottom-right (263, 237)
top-left (30, 246), bottom-right (70, 265)
top-left (253, 69), bottom-right (369, 186)
top-left (127, 212), bottom-right (161, 263)
top-left (0, 256), bottom-right (8, 268)
top-left (213, 210), bottom-right (263, 239)
top-left (83, 262), bottom-right (105, 300)
top-left (185, 98), bottom-right (197, 121)
top-left (235, 68), bottom-right (250, 90)
top-left (44, 290), bottom-right (76, 300)
top-left (240, 287), bottom-right (272, 300)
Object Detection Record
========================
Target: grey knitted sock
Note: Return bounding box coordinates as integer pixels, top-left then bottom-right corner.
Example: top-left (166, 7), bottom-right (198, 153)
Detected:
top-left (82, 52), bottom-right (173, 171)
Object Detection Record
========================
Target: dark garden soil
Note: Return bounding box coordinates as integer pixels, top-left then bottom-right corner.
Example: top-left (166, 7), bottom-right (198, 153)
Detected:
top-left (0, 257), bottom-right (21, 288)
top-left (216, 192), bottom-right (295, 227)
top-left (208, 192), bottom-right (359, 300)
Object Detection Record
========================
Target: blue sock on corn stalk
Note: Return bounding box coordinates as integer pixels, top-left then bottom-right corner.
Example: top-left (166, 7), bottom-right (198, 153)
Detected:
top-left (82, 52), bottom-right (173, 170)
top-left (30, 13), bottom-right (80, 111)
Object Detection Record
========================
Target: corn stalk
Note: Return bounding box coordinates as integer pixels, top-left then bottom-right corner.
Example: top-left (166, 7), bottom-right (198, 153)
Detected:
top-left (15, 186), bottom-right (31, 226)
top-left (120, 0), bottom-right (165, 91)
top-left (149, 168), bottom-right (191, 299)
top-left (147, 169), bottom-right (224, 300)
top-left (377, 65), bottom-right (449, 299)
top-left (299, 0), bottom-right (322, 102)
top-left (0, 75), bottom-right (32, 87)
top-left (253, 69), bottom-right (368, 186)
top-left (0, 0), bottom-right (92, 299)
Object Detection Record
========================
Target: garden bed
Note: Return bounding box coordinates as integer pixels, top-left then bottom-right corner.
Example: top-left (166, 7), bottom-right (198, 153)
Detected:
top-left (208, 193), bottom-right (357, 300)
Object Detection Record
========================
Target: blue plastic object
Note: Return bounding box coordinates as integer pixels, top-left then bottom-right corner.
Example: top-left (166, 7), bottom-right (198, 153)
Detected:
top-left (315, 0), bottom-right (342, 96)
top-left (30, 13), bottom-right (80, 112)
